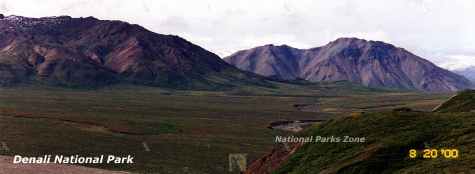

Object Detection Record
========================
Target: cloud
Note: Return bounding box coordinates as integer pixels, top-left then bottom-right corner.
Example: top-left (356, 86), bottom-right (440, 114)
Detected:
top-left (0, 2), bottom-right (7, 11)
top-left (0, 0), bottom-right (474, 69)
top-left (440, 55), bottom-right (475, 70)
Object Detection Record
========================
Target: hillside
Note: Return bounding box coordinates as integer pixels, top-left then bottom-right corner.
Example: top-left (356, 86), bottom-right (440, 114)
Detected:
top-left (225, 38), bottom-right (472, 92)
top-left (0, 15), bottom-right (268, 89)
top-left (433, 90), bottom-right (475, 113)
top-left (246, 91), bottom-right (475, 174)
top-left (272, 111), bottom-right (474, 174)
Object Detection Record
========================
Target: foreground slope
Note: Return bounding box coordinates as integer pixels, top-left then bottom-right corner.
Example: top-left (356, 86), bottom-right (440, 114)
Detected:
top-left (258, 91), bottom-right (475, 174)
top-left (433, 90), bottom-right (475, 112)
top-left (0, 15), bottom-right (267, 89)
top-left (225, 38), bottom-right (471, 92)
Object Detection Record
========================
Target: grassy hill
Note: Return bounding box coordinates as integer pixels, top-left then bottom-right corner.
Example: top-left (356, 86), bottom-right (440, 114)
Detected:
top-left (274, 92), bottom-right (475, 174)
top-left (433, 90), bottom-right (475, 113)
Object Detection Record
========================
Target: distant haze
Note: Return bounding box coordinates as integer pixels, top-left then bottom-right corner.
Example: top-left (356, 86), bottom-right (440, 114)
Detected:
top-left (1, 0), bottom-right (474, 70)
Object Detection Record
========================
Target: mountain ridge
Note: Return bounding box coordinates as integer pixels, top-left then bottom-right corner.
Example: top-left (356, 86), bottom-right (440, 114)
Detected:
top-left (225, 38), bottom-right (472, 92)
top-left (0, 14), bottom-right (269, 89)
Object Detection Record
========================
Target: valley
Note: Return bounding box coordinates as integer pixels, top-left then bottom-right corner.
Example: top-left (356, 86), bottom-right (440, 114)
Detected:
top-left (0, 12), bottom-right (472, 174)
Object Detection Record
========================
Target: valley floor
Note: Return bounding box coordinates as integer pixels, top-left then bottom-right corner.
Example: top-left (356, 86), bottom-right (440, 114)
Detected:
top-left (0, 84), bottom-right (451, 173)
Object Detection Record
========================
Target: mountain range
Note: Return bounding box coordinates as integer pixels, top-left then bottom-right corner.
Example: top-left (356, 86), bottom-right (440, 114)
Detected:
top-left (0, 14), bottom-right (472, 92)
top-left (0, 14), bottom-right (267, 89)
top-left (225, 38), bottom-right (472, 92)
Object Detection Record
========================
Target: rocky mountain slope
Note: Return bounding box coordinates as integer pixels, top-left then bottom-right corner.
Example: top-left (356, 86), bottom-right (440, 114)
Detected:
top-left (0, 14), bottom-right (267, 89)
top-left (225, 38), bottom-right (472, 92)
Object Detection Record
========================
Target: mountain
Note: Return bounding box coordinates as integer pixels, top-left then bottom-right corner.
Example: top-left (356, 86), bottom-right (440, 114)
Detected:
top-left (225, 38), bottom-right (472, 92)
top-left (0, 14), bottom-right (267, 89)
top-left (454, 66), bottom-right (475, 82)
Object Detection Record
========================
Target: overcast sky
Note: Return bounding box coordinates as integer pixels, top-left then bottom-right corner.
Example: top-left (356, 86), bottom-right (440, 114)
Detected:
top-left (1, 0), bottom-right (474, 70)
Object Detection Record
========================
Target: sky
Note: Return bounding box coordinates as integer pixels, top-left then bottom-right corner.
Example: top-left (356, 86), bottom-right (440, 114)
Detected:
top-left (0, 0), bottom-right (474, 70)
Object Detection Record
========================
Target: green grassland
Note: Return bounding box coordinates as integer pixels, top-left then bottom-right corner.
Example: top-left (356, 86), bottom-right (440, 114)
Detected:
top-left (0, 82), bottom-right (451, 173)
top-left (275, 91), bottom-right (475, 174)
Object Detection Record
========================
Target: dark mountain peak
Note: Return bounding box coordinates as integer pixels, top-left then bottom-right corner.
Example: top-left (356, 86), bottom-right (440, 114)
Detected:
top-left (332, 37), bottom-right (367, 43)
top-left (0, 14), bottom-right (4, 19)
top-left (83, 16), bottom-right (99, 20)
top-left (273, 44), bottom-right (295, 49)
top-left (328, 37), bottom-right (395, 49)
top-left (249, 44), bottom-right (273, 52)
top-left (253, 44), bottom-right (298, 52)
top-left (276, 44), bottom-right (300, 51)
top-left (329, 37), bottom-right (369, 46)
top-left (322, 37), bottom-right (401, 61)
